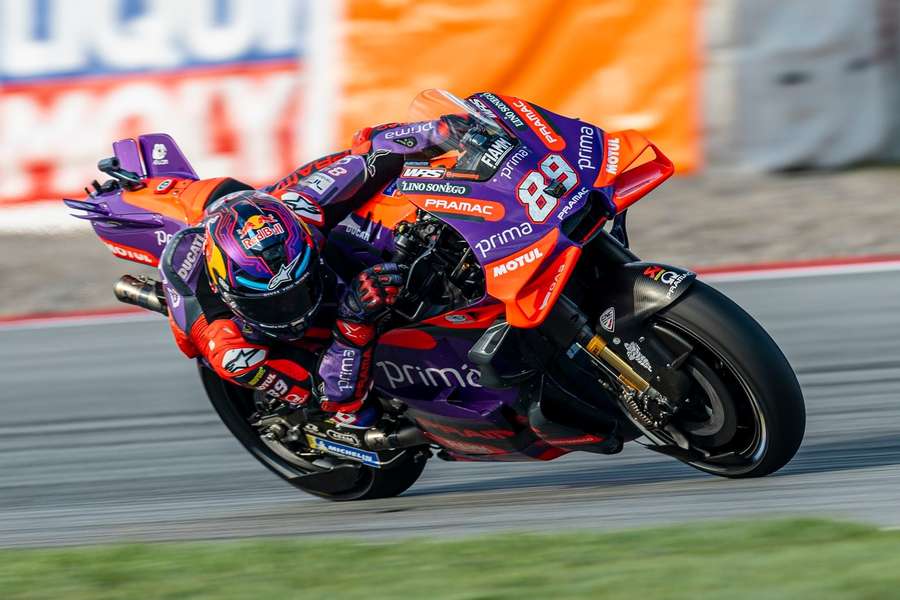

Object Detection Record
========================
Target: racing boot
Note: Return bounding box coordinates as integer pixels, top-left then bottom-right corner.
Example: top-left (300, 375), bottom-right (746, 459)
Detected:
top-left (329, 401), bottom-right (384, 429)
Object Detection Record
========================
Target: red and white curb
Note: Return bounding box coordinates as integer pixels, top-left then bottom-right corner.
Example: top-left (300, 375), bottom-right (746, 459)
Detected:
top-left (0, 307), bottom-right (153, 330)
top-left (696, 255), bottom-right (900, 282)
top-left (0, 201), bottom-right (90, 235)
top-left (2, 255), bottom-right (899, 331)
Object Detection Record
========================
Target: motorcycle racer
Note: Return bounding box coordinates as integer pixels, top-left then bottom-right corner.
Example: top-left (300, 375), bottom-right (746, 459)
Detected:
top-left (161, 117), bottom-right (470, 428)
top-left (65, 89), bottom-right (807, 500)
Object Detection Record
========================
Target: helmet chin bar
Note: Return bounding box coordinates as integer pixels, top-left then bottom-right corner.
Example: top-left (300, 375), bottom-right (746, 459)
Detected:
top-left (229, 292), bottom-right (324, 341)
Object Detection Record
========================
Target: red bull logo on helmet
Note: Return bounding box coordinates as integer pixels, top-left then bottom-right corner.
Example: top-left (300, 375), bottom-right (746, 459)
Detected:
top-left (240, 214), bottom-right (283, 249)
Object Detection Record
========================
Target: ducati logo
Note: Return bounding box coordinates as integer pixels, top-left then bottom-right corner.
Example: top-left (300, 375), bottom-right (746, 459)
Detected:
top-left (600, 307), bottom-right (615, 333)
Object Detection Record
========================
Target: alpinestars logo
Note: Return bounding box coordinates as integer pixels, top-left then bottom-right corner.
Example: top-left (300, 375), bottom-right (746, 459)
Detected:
top-left (222, 348), bottom-right (266, 373)
top-left (267, 253), bottom-right (302, 290)
top-left (366, 149), bottom-right (391, 176)
top-left (280, 191), bottom-right (324, 226)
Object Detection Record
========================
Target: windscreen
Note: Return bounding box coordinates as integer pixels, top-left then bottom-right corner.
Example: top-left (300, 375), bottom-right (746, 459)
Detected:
top-left (407, 89), bottom-right (518, 181)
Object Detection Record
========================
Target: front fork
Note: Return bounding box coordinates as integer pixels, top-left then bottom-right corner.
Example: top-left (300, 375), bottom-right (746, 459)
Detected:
top-left (540, 296), bottom-right (690, 448)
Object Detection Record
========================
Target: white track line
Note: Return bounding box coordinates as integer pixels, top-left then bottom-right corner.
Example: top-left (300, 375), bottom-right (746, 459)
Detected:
top-left (0, 312), bottom-right (158, 331)
top-left (3, 258), bottom-right (899, 332)
top-left (700, 260), bottom-right (900, 282)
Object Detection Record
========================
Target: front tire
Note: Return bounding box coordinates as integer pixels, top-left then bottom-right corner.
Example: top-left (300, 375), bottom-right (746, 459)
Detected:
top-left (199, 366), bottom-right (427, 500)
top-left (654, 281), bottom-right (805, 477)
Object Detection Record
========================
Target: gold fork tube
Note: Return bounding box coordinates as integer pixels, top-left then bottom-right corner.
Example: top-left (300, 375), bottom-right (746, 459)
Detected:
top-left (584, 335), bottom-right (651, 393)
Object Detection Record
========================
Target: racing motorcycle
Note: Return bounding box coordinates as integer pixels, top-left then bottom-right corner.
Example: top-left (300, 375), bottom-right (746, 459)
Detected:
top-left (66, 89), bottom-right (805, 501)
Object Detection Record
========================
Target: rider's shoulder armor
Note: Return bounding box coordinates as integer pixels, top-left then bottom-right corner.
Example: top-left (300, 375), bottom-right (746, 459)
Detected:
top-left (266, 152), bottom-right (368, 210)
top-left (159, 229), bottom-right (209, 333)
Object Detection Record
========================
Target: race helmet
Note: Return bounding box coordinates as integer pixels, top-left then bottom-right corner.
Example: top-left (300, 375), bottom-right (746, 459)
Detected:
top-left (203, 191), bottom-right (322, 339)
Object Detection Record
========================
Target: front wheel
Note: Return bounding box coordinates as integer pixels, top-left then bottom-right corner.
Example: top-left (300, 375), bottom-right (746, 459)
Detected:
top-left (652, 281), bottom-right (805, 477)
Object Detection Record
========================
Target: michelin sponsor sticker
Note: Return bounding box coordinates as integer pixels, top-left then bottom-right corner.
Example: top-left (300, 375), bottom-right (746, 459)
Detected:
top-left (307, 436), bottom-right (382, 468)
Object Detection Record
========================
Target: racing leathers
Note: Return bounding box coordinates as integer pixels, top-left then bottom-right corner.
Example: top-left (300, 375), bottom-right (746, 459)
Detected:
top-left (161, 118), bottom-right (456, 420)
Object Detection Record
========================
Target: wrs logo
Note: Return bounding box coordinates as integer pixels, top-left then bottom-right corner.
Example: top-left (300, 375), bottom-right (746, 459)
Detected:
top-left (402, 167), bottom-right (445, 178)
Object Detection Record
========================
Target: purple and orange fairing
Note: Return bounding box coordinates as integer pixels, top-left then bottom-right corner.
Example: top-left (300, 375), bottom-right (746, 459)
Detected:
top-left (355, 90), bottom-right (674, 329)
top-left (66, 91), bottom-right (674, 463)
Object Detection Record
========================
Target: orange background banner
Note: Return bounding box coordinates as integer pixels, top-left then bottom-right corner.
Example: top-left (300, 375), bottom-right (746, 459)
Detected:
top-left (343, 0), bottom-right (702, 173)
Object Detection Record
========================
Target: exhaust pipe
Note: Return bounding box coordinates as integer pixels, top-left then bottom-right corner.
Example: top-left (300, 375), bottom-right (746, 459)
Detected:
top-left (113, 275), bottom-right (168, 315)
top-left (364, 425), bottom-right (428, 450)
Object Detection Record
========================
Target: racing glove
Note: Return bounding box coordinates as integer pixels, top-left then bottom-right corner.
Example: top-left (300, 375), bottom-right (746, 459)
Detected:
top-left (338, 262), bottom-right (407, 323)
top-left (316, 263), bottom-right (408, 414)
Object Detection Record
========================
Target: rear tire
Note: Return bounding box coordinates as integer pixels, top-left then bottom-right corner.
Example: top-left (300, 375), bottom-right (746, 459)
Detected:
top-left (655, 281), bottom-right (805, 477)
top-left (200, 366), bottom-right (427, 500)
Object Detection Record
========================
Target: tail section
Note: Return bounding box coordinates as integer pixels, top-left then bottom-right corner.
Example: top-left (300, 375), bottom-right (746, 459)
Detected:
top-left (64, 134), bottom-right (251, 267)
top-left (119, 133), bottom-right (200, 180)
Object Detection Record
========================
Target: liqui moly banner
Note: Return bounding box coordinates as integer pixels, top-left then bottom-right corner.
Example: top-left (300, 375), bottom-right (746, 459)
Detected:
top-left (0, 0), bottom-right (339, 205)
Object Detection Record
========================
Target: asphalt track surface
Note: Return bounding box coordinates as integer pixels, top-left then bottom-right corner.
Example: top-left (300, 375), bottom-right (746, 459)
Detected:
top-left (3, 268), bottom-right (900, 548)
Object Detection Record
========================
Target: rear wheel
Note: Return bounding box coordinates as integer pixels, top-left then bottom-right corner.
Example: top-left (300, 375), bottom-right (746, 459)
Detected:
top-left (652, 281), bottom-right (805, 477)
top-left (199, 366), bottom-right (428, 500)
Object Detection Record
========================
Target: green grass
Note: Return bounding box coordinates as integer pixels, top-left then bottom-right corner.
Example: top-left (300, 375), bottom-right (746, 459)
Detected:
top-left (2, 519), bottom-right (899, 599)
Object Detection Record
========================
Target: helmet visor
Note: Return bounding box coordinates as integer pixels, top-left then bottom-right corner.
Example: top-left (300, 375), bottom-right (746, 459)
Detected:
top-left (221, 268), bottom-right (323, 331)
